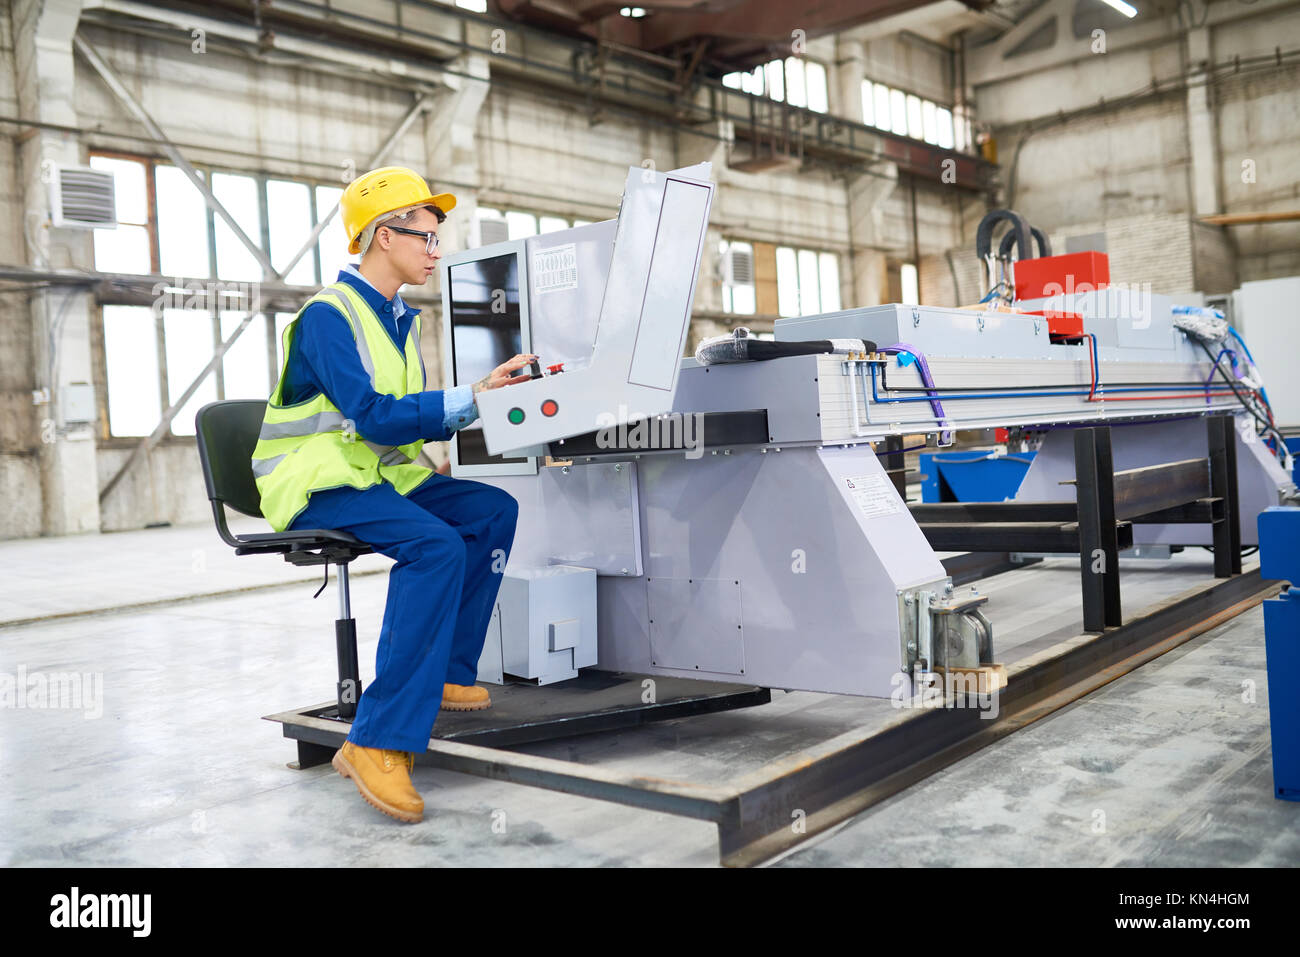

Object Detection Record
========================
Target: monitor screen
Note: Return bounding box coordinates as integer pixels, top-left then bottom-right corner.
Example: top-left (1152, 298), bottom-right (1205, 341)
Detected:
top-left (447, 252), bottom-right (529, 466)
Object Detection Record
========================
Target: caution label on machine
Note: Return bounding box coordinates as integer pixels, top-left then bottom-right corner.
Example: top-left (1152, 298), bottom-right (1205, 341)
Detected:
top-left (533, 243), bottom-right (578, 294)
top-left (844, 473), bottom-right (902, 520)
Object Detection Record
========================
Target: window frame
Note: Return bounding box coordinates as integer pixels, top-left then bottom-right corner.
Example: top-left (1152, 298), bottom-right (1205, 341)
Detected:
top-left (722, 55), bottom-right (831, 115)
top-left (860, 78), bottom-right (963, 151)
top-left (775, 244), bottom-right (842, 319)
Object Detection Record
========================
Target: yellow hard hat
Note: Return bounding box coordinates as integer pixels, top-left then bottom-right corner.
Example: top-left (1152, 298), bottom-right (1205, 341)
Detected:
top-left (340, 166), bottom-right (457, 254)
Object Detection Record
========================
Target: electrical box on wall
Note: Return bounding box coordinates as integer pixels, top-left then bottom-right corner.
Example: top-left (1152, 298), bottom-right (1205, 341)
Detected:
top-left (62, 383), bottom-right (95, 424)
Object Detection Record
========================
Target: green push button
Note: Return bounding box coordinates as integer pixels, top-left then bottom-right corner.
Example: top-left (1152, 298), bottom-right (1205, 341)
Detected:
top-left (507, 407), bottom-right (525, 425)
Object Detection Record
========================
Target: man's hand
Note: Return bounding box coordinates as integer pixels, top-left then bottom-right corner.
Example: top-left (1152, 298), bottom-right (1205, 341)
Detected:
top-left (472, 354), bottom-right (537, 394)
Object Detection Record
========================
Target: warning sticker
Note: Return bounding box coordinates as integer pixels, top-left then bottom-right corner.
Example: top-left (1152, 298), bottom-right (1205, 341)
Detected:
top-left (844, 473), bottom-right (902, 519)
top-left (533, 243), bottom-right (578, 294)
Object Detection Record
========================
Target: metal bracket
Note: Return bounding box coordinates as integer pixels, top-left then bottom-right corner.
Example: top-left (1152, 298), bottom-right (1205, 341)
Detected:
top-left (898, 580), bottom-right (993, 675)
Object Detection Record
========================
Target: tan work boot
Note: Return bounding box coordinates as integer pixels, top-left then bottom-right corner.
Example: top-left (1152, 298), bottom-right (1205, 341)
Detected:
top-left (442, 682), bottom-right (491, 712)
top-left (331, 741), bottom-right (423, 823)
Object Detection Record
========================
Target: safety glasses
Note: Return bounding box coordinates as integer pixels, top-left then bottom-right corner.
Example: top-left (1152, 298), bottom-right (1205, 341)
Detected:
top-left (383, 224), bottom-right (440, 254)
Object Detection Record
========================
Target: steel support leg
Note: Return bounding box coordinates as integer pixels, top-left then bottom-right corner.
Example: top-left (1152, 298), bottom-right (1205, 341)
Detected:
top-left (335, 562), bottom-right (362, 720)
top-left (1075, 426), bottom-right (1122, 632)
top-left (1208, 414), bottom-right (1243, 577)
top-left (884, 434), bottom-right (907, 499)
top-left (291, 739), bottom-right (337, 771)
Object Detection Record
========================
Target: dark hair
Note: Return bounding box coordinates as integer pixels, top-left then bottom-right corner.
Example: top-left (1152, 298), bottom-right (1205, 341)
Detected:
top-left (425, 204), bottom-right (447, 224)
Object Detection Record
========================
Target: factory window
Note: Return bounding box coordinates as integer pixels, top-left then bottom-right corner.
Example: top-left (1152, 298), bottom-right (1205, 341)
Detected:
top-left (155, 165), bottom-right (211, 279)
top-left (88, 155), bottom-right (154, 275)
top-left (102, 298), bottom-right (275, 439)
top-left (315, 184), bottom-right (348, 283)
top-left (861, 80), bottom-right (958, 150)
top-left (775, 246), bottom-right (840, 318)
top-left (718, 239), bottom-right (756, 315)
top-left (267, 180), bottom-right (316, 286)
top-left (90, 150), bottom-right (353, 439)
top-left (220, 312), bottom-right (273, 402)
top-left (93, 150), bottom-right (348, 285)
top-left (161, 306), bottom-right (218, 437)
top-left (900, 263), bottom-right (920, 305)
top-left (212, 172), bottom-right (263, 282)
top-left (101, 306), bottom-right (161, 437)
top-left (722, 57), bottom-right (829, 114)
top-left (475, 207), bottom-right (592, 247)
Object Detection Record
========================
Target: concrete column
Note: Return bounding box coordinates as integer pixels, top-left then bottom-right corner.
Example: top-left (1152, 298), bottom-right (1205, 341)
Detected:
top-left (846, 160), bottom-right (898, 307)
top-left (424, 54), bottom-right (489, 255)
top-left (1185, 24), bottom-right (1221, 218)
top-left (13, 0), bottom-right (100, 536)
top-left (833, 37), bottom-right (865, 123)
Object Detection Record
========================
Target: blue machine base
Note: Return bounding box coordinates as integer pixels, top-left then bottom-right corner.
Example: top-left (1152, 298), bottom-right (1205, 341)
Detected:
top-left (1263, 593), bottom-right (1300, 801)
top-left (1260, 506), bottom-right (1300, 802)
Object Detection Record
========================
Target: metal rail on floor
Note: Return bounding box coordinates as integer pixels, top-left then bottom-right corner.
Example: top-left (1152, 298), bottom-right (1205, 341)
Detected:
top-left (267, 565), bottom-right (1278, 866)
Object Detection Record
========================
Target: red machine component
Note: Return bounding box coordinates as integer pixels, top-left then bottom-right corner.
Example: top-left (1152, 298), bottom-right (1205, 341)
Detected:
top-left (547, 362), bottom-right (565, 374)
top-left (1021, 309), bottom-right (1085, 339)
top-left (1013, 251), bottom-right (1110, 302)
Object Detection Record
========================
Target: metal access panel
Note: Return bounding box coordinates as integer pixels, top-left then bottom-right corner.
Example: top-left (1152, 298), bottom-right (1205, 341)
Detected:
top-left (647, 578), bottom-right (745, 675)
top-left (475, 163), bottom-right (715, 456)
top-left (477, 461), bottom-right (644, 578)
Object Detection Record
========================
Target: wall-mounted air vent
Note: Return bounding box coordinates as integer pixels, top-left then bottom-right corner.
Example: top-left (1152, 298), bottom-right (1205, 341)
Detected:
top-left (50, 165), bottom-right (117, 229)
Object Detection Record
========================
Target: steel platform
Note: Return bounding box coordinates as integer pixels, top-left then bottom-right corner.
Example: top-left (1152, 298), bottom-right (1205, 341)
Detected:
top-left (266, 671), bottom-right (771, 769)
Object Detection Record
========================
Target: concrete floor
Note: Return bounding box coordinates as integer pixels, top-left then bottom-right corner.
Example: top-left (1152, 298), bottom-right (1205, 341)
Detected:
top-left (1, 520), bottom-right (1295, 867)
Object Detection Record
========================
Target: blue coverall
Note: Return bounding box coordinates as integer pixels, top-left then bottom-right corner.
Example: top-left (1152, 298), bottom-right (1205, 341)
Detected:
top-left (283, 267), bottom-right (519, 752)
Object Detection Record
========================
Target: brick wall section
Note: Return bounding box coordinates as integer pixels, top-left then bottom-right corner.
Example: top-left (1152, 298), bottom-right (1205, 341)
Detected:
top-left (1191, 222), bottom-right (1239, 295)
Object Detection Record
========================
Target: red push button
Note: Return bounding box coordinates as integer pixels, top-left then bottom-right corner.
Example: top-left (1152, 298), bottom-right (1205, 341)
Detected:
top-left (541, 399), bottom-right (558, 417)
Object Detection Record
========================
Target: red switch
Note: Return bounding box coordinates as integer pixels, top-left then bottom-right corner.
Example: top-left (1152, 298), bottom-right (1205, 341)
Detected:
top-left (541, 399), bottom-right (558, 417)
top-left (547, 363), bottom-right (565, 374)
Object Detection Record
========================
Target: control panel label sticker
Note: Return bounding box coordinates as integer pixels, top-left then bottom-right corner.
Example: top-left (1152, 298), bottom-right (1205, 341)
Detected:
top-left (533, 243), bottom-right (578, 294)
top-left (844, 473), bottom-right (902, 519)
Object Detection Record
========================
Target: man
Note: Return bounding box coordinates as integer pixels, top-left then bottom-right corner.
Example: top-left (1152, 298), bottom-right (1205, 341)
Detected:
top-left (252, 166), bottom-right (535, 823)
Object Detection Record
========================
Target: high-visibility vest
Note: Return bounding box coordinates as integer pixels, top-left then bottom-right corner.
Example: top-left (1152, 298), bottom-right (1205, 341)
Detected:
top-left (252, 281), bottom-right (432, 532)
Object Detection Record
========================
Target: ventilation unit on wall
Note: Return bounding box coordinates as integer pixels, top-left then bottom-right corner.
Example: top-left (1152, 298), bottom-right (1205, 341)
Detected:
top-left (721, 243), bottom-right (754, 289)
top-left (479, 216), bottom-right (509, 246)
top-left (48, 165), bottom-right (117, 229)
